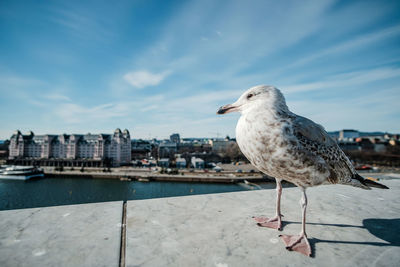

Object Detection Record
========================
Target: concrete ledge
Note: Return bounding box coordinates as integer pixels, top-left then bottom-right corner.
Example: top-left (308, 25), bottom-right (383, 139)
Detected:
top-left (0, 201), bottom-right (123, 267)
top-left (0, 180), bottom-right (399, 267)
top-left (126, 180), bottom-right (400, 266)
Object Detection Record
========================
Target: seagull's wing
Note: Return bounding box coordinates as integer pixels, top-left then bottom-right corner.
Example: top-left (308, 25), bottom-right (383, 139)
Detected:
top-left (291, 115), bottom-right (357, 185)
top-left (292, 115), bottom-right (336, 146)
top-left (292, 115), bottom-right (388, 189)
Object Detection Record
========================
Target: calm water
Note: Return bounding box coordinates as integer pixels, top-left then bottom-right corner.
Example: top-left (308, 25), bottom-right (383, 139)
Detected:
top-left (0, 177), bottom-right (275, 211)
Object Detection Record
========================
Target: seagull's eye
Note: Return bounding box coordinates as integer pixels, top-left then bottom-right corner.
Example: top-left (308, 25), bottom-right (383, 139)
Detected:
top-left (247, 93), bottom-right (254, 99)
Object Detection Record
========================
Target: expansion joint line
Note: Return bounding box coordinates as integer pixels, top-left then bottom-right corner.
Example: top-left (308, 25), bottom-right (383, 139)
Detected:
top-left (119, 201), bottom-right (127, 267)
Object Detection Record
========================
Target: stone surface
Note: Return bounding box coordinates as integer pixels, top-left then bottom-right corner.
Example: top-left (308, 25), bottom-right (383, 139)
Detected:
top-left (0, 201), bottom-right (123, 267)
top-left (126, 179), bottom-right (400, 267)
top-left (1, 178), bottom-right (399, 267)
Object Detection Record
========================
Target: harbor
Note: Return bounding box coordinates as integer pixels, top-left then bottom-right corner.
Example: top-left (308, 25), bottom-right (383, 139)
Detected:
top-left (0, 174), bottom-right (283, 211)
top-left (1, 164), bottom-right (397, 211)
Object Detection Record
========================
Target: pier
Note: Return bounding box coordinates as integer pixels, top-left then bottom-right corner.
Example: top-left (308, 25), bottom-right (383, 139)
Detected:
top-left (1, 177), bottom-right (399, 266)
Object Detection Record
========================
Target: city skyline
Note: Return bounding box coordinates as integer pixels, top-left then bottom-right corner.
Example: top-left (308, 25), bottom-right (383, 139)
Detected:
top-left (1, 128), bottom-right (398, 142)
top-left (1, 0), bottom-right (400, 140)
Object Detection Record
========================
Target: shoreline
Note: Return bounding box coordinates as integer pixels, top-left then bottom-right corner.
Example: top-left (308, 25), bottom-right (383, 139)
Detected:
top-left (43, 169), bottom-right (400, 184)
top-left (45, 171), bottom-right (268, 183)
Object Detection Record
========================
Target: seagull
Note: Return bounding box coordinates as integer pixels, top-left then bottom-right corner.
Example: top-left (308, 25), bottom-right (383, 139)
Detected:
top-left (217, 85), bottom-right (388, 256)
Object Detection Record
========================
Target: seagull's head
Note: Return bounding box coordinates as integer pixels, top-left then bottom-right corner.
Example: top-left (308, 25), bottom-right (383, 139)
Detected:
top-left (217, 85), bottom-right (288, 115)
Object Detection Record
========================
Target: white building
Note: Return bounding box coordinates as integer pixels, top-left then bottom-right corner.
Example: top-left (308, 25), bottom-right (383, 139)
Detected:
top-left (191, 157), bottom-right (204, 169)
top-left (339, 129), bottom-right (359, 141)
top-left (209, 138), bottom-right (236, 153)
top-left (9, 128), bottom-right (131, 166)
top-left (176, 158), bottom-right (186, 169)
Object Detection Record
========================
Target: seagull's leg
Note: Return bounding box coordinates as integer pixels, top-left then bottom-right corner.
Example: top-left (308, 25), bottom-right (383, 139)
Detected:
top-left (254, 179), bottom-right (283, 230)
top-left (279, 188), bottom-right (312, 257)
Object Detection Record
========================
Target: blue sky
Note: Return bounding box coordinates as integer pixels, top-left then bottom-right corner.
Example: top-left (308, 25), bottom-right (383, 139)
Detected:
top-left (1, 0), bottom-right (399, 139)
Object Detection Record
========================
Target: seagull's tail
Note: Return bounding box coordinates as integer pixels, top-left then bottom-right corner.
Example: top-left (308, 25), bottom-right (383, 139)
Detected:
top-left (354, 173), bottom-right (389, 189)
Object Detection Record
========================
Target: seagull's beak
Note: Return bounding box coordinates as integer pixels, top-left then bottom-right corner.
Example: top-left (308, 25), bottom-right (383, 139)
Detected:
top-left (217, 103), bottom-right (239, 115)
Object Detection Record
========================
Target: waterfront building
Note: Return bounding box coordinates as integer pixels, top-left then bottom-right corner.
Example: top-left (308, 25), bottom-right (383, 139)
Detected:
top-left (327, 131), bottom-right (339, 141)
top-left (337, 140), bottom-right (360, 152)
top-left (158, 141), bottom-right (177, 159)
top-left (354, 137), bottom-right (374, 152)
top-left (191, 157), bottom-right (204, 169)
top-left (170, 133), bottom-right (180, 143)
top-left (158, 158), bottom-right (170, 168)
top-left (131, 139), bottom-right (152, 159)
top-left (8, 129), bottom-right (131, 166)
top-left (209, 138), bottom-right (237, 154)
top-left (339, 129), bottom-right (359, 141)
top-left (176, 158), bottom-right (187, 169)
top-left (177, 142), bottom-right (212, 154)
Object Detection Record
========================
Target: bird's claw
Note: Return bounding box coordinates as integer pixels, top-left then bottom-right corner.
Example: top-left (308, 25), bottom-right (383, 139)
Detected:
top-left (253, 215), bottom-right (283, 230)
top-left (279, 234), bottom-right (311, 257)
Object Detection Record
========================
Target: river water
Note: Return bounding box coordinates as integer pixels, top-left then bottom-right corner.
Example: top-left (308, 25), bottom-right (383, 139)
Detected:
top-left (0, 177), bottom-right (278, 211)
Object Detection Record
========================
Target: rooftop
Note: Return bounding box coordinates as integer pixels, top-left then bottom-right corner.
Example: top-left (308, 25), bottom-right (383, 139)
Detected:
top-left (0, 178), bottom-right (399, 266)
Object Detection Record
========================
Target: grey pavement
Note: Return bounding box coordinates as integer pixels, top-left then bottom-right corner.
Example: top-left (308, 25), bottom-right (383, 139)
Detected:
top-left (126, 179), bottom-right (400, 267)
top-left (0, 201), bottom-right (123, 267)
top-left (1, 180), bottom-right (399, 267)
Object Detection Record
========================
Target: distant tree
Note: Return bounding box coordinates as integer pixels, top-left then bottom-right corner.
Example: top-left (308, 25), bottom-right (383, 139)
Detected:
top-left (224, 142), bottom-right (247, 162)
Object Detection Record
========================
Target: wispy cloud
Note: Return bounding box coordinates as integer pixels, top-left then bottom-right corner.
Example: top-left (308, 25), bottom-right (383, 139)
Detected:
top-left (289, 86), bottom-right (400, 132)
top-left (123, 70), bottom-right (171, 89)
top-left (52, 93), bottom-right (166, 124)
top-left (131, 0), bottom-right (334, 83)
top-left (0, 75), bottom-right (44, 90)
top-left (283, 67), bottom-right (400, 94)
top-left (0, 74), bottom-right (47, 106)
top-left (283, 25), bottom-right (400, 71)
top-left (0, 74), bottom-right (75, 106)
top-left (43, 93), bottom-right (71, 101)
top-left (46, 4), bottom-right (117, 42)
top-left (55, 102), bottom-right (130, 124)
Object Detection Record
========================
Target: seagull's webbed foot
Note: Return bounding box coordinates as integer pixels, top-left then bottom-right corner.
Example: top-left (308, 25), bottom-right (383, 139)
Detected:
top-left (279, 233), bottom-right (311, 257)
top-left (253, 215), bottom-right (283, 231)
